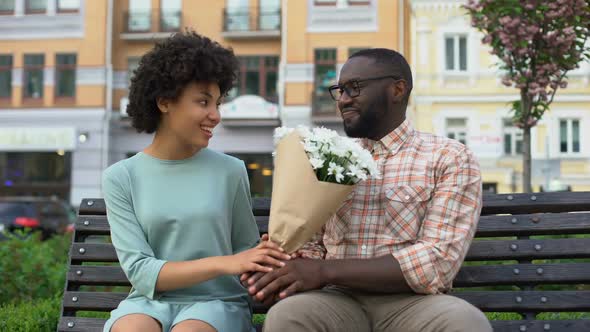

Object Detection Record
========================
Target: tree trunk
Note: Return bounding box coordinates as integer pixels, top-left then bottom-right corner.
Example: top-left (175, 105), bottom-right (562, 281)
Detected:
top-left (521, 89), bottom-right (533, 193)
top-left (523, 125), bottom-right (532, 193)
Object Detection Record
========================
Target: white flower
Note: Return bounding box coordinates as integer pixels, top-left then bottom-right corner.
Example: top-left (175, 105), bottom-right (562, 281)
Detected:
top-left (295, 125), bottom-right (312, 139)
top-left (302, 139), bottom-right (320, 154)
top-left (274, 127), bottom-right (294, 145)
top-left (309, 157), bottom-right (325, 169)
top-left (273, 125), bottom-right (379, 185)
top-left (327, 162), bottom-right (346, 183)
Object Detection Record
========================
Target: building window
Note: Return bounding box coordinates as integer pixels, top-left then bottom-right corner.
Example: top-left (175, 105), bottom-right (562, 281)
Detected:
top-left (160, 0), bottom-right (181, 31)
top-left (55, 53), bottom-right (76, 98)
top-left (560, 119), bottom-right (581, 154)
top-left (503, 119), bottom-right (523, 155)
top-left (57, 0), bottom-right (79, 13)
top-left (314, 0), bottom-right (337, 5)
top-left (313, 49), bottom-right (337, 114)
top-left (127, 0), bottom-right (151, 32)
top-left (445, 118), bottom-right (467, 145)
top-left (0, 55), bottom-right (12, 100)
top-left (225, 0), bottom-right (249, 31)
top-left (127, 57), bottom-right (141, 87)
top-left (0, 0), bottom-right (15, 14)
top-left (259, 0), bottom-right (280, 30)
top-left (0, 152), bottom-right (72, 200)
top-left (227, 153), bottom-right (273, 197)
top-left (23, 54), bottom-right (44, 100)
top-left (314, 0), bottom-right (370, 7)
top-left (26, 0), bottom-right (47, 14)
top-left (230, 56), bottom-right (279, 102)
top-left (314, 49), bottom-right (337, 96)
top-left (445, 35), bottom-right (467, 72)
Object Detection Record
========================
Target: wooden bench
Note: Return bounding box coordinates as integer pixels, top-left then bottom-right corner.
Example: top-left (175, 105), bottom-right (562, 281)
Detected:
top-left (58, 192), bottom-right (590, 332)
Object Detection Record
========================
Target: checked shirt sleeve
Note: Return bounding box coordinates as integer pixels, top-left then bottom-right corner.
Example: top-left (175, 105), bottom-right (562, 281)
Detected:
top-left (392, 147), bottom-right (482, 294)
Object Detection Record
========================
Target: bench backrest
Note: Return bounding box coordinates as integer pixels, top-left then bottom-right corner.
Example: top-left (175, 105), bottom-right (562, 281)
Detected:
top-left (58, 192), bottom-right (590, 332)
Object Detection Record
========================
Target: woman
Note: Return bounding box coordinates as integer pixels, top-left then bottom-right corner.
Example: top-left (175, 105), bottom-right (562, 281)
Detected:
top-left (102, 30), bottom-right (289, 332)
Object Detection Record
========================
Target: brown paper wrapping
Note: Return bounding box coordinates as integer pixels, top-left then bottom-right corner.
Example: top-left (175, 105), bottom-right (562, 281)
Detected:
top-left (268, 131), bottom-right (354, 253)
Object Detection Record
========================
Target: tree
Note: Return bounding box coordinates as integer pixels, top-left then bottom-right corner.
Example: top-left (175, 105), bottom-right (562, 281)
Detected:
top-left (464, 0), bottom-right (590, 192)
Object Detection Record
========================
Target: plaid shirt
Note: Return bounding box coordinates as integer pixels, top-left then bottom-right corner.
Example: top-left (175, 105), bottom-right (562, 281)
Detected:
top-left (299, 120), bottom-right (482, 294)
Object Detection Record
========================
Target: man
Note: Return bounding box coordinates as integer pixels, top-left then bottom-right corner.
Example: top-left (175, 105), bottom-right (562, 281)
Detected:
top-left (242, 48), bottom-right (492, 332)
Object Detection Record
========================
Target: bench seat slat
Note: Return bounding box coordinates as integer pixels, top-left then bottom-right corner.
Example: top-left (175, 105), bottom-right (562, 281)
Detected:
top-left (75, 206), bottom-right (590, 239)
top-left (62, 292), bottom-right (127, 311)
top-left (74, 215), bottom-right (271, 236)
top-left (57, 317), bottom-right (106, 332)
top-left (62, 290), bottom-right (590, 318)
top-left (70, 238), bottom-right (590, 264)
top-left (70, 243), bottom-right (118, 263)
top-left (480, 192), bottom-right (590, 215)
top-left (75, 217), bottom-right (111, 236)
top-left (80, 193), bottom-right (590, 218)
top-left (476, 213), bottom-right (590, 237)
top-left (79, 199), bottom-right (107, 216)
top-left (454, 263), bottom-right (590, 287)
top-left (68, 266), bottom-right (130, 286)
top-left (466, 238), bottom-right (590, 261)
top-left (490, 320), bottom-right (590, 332)
top-left (67, 263), bottom-right (590, 288)
top-left (452, 291), bottom-right (590, 312)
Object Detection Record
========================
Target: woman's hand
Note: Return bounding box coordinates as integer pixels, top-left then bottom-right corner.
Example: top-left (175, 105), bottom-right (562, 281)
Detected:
top-left (223, 238), bottom-right (291, 275)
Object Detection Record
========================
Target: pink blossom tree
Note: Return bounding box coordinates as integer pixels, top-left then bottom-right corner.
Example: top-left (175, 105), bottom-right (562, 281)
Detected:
top-left (464, 0), bottom-right (590, 192)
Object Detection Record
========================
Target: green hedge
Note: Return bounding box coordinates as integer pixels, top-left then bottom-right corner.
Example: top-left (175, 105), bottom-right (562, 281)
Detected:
top-left (0, 294), bottom-right (61, 331)
top-left (0, 231), bottom-right (71, 304)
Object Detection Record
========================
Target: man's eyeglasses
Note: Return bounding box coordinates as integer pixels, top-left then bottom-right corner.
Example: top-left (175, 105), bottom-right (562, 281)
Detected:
top-left (328, 75), bottom-right (402, 101)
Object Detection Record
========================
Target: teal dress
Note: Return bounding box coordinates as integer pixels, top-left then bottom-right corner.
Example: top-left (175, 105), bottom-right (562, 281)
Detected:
top-left (102, 149), bottom-right (259, 332)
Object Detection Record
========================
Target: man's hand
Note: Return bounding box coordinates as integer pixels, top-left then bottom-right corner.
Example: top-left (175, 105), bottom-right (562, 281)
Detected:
top-left (248, 258), bottom-right (325, 302)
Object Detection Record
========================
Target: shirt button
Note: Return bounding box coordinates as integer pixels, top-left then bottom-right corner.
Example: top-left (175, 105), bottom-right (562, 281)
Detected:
top-left (361, 245), bottom-right (367, 250)
top-left (405, 195), bottom-right (411, 200)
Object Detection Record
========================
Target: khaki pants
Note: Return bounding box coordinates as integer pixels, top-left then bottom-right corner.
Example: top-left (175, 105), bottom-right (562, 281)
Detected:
top-left (263, 287), bottom-right (492, 332)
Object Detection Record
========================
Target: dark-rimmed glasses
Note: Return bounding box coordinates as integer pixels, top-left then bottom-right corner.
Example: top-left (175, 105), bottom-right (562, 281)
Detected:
top-left (328, 75), bottom-right (402, 101)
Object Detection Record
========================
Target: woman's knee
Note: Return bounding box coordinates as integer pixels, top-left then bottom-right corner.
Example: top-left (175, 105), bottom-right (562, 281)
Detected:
top-left (171, 319), bottom-right (217, 332)
top-left (111, 313), bottom-right (162, 332)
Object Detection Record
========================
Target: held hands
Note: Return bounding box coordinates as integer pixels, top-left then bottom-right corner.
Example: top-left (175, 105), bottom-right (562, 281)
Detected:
top-left (224, 235), bottom-right (291, 275)
top-left (241, 257), bottom-right (325, 305)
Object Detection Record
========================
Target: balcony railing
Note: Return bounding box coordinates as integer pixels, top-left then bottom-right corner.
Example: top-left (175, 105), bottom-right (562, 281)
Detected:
top-left (222, 6), bottom-right (281, 38)
top-left (123, 10), bottom-right (182, 38)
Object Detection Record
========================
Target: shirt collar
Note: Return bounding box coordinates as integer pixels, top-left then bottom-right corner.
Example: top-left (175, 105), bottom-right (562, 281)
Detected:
top-left (361, 119), bottom-right (414, 155)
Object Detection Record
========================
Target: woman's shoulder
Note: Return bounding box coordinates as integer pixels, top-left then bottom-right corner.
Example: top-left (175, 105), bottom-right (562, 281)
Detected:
top-left (201, 149), bottom-right (246, 173)
top-left (102, 157), bottom-right (135, 188)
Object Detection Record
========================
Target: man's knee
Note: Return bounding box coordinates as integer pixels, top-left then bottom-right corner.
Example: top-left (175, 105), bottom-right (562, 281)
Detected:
top-left (263, 294), bottom-right (319, 331)
top-left (263, 290), bottom-right (369, 332)
top-left (434, 296), bottom-right (492, 332)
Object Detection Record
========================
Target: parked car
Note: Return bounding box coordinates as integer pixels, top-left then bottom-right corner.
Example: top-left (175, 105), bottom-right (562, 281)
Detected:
top-left (0, 196), bottom-right (76, 240)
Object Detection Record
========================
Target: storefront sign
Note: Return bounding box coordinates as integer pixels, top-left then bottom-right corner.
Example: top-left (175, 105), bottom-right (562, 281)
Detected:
top-left (0, 127), bottom-right (76, 151)
top-left (220, 95), bottom-right (279, 119)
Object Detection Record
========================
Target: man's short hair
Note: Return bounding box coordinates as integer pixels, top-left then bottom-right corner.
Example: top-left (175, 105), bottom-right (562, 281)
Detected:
top-left (349, 48), bottom-right (413, 99)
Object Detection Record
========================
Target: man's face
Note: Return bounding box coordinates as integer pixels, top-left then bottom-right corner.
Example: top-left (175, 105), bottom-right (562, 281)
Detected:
top-left (336, 57), bottom-right (391, 139)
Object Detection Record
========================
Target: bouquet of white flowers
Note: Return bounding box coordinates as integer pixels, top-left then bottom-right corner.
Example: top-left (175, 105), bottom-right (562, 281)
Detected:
top-left (268, 126), bottom-right (380, 253)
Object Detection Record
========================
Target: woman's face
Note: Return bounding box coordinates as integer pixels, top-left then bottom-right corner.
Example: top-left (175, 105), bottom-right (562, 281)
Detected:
top-left (159, 81), bottom-right (222, 149)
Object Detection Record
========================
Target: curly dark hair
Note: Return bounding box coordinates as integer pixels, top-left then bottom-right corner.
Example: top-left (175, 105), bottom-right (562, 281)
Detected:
top-left (127, 30), bottom-right (239, 133)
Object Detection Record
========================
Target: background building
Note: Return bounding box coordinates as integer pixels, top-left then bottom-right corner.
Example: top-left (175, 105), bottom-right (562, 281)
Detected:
top-left (108, 0), bottom-right (281, 198)
top-left (280, 0), bottom-right (411, 133)
top-left (410, 0), bottom-right (590, 193)
top-left (0, 0), bottom-right (109, 204)
top-left (108, 0), bottom-right (408, 198)
top-left (1, 0), bottom-right (589, 205)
